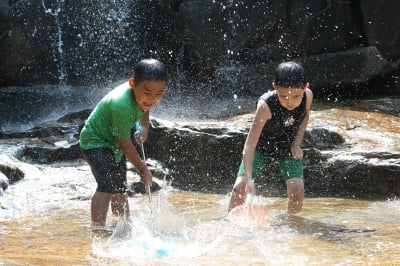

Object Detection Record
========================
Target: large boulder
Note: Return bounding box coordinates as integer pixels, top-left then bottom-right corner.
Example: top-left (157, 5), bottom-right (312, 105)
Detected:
top-left (213, 46), bottom-right (399, 99)
top-left (143, 119), bottom-right (400, 198)
top-left (360, 0), bottom-right (400, 60)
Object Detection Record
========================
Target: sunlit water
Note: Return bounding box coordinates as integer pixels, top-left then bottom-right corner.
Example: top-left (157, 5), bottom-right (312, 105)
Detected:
top-left (0, 163), bottom-right (399, 265)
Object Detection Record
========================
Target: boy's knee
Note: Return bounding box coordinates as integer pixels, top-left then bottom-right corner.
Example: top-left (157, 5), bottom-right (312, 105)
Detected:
top-left (286, 178), bottom-right (304, 190)
top-left (291, 185), bottom-right (304, 197)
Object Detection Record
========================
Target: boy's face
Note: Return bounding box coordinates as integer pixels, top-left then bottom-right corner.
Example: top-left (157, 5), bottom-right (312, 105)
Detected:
top-left (273, 83), bottom-right (308, 111)
top-left (129, 78), bottom-right (166, 111)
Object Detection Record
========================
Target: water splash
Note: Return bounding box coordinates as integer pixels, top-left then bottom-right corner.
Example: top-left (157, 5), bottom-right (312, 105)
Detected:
top-left (94, 188), bottom-right (208, 260)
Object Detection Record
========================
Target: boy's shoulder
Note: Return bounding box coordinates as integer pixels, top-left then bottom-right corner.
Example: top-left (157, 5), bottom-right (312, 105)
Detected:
top-left (101, 82), bottom-right (131, 103)
top-left (305, 88), bottom-right (313, 102)
top-left (98, 82), bottom-right (136, 111)
top-left (259, 90), bottom-right (276, 102)
top-left (109, 81), bottom-right (130, 95)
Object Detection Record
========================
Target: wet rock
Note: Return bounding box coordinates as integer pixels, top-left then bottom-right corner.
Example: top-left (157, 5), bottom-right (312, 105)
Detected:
top-left (304, 151), bottom-right (400, 198)
top-left (0, 153), bottom-right (40, 192)
top-left (143, 119), bottom-right (349, 192)
top-left (144, 119), bottom-right (246, 192)
top-left (0, 113), bottom-right (83, 163)
top-left (359, 0), bottom-right (400, 60)
top-left (0, 153), bottom-right (25, 184)
top-left (0, 124), bottom-right (80, 140)
top-left (360, 98), bottom-right (400, 117)
top-left (56, 109), bottom-right (92, 124)
top-left (303, 128), bottom-right (345, 149)
top-left (0, 172), bottom-right (8, 191)
top-left (143, 106), bottom-right (400, 197)
top-left (126, 159), bottom-right (172, 196)
top-left (214, 46), bottom-right (399, 99)
top-left (127, 181), bottom-right (161, 197)
top-left (20, 142), bottom-right (81, 164)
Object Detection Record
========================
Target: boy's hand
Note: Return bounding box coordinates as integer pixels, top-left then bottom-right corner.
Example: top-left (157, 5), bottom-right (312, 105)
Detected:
top-left (134, 130), bottom-right (144, 144)
top-left (139, 167), bottom-right (153, 188)
top-left (290, 145), bottom-right (303, 160)
top-left (134, 122), bottom-right (148, 144)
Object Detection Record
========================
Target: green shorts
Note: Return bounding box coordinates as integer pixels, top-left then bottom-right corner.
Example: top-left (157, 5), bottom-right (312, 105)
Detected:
top-left (237, 151), bottom-right (303, 181)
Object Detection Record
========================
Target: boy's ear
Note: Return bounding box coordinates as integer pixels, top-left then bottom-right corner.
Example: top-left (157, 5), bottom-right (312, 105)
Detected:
top-left (272, 82), bottom-right (277, 90)
top-left (129, 78), bottom-right (135, 88)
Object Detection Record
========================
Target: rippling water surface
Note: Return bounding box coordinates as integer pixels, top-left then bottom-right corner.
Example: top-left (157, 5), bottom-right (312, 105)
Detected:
top-left (0, 163), bottom-right (399, 265)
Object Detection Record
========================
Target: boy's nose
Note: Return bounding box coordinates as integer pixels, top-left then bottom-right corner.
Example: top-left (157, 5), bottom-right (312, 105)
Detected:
top-left (147, 94), bottom-right (156, 101)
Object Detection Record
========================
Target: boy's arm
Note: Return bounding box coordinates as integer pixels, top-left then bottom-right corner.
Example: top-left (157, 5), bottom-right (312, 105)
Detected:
top-left (139, 111), bottom-right (150, 142)
top-left (117, 137), bottom-right (152, 187)
top-left (291, 88), bottom-right (313, 159)
top-left (243, 100), bottom-right (271, 181)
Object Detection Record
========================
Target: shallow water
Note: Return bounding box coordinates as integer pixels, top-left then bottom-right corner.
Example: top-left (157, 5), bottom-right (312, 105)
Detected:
top-left (0, 163), bottom-right (399, 265)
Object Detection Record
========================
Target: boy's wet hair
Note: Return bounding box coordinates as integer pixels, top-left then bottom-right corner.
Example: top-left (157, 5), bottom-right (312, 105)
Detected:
top-left (274, 61), bottom-right (306, 88)
top-left (133, 58), bottom-right (167, 84)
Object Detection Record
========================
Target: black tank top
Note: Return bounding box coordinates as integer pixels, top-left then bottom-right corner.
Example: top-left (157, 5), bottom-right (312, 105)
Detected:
top-left (255, 90), bottom-right (307, 159)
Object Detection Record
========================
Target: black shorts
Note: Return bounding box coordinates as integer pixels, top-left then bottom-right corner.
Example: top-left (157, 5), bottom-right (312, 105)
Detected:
top-left (81, 147), bottom-right (127, 193)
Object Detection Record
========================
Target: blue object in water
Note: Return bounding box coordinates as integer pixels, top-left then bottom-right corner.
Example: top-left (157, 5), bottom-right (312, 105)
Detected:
top-left (127, 239), bottom-right (171, 258)
top-left (154, 248), bottom-right (169, 258)
top-left (135, 122), bottom-right (141, 131)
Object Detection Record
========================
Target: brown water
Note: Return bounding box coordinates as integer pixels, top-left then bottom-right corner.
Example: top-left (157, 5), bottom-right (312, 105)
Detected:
top-left (1, 163), bottom-right (399, 265)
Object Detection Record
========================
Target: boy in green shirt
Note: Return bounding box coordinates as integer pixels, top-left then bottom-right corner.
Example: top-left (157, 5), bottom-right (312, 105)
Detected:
top-left (80, 59), bottom-right (167, 227)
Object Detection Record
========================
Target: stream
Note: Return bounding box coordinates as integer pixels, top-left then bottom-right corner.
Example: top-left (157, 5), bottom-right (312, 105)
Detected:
top-left (0, 161), bottom-right (399, 265)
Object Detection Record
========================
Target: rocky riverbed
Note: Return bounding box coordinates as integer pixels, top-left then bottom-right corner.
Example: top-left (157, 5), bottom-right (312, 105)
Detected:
top-left (0, 96), bottom-right (399, 199)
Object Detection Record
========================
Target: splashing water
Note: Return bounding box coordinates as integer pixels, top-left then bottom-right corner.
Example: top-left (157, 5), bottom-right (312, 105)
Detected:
top-left (1, 163), bottom-right (400, 264)
top-left (92, 187), bottom-right (216, 261)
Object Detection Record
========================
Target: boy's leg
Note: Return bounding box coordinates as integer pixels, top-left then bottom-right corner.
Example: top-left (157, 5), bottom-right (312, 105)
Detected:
top-left (286, 178), bottom-right (304, 214)
top-left (111, 193), bottom-right (130, 218)
top-left (110, 157), bottom-right (129, 218)
top-left (81, 148), bottom-right (129, 226)
top-left (279, 157), bottom-right (304, 214)
top-left (91, 191), bottom-right (112, 226)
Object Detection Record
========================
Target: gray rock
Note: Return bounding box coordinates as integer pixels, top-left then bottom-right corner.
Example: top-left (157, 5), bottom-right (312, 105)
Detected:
top-left (0, 172), bottom-right (8, 191)
top-left (0, 153), bottom-right (25, 184)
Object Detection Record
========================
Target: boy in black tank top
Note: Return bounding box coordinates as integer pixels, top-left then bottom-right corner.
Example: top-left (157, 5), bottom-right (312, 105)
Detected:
top-left (228, 61), bottom-right (313, 215)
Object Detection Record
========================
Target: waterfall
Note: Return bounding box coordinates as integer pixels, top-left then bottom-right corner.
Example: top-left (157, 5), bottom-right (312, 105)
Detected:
top-left (41, 0), bottom-right (67, 85)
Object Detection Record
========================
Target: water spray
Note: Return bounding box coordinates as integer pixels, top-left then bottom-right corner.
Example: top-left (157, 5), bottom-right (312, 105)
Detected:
top-left (135, 122), bottom-right (153, 212)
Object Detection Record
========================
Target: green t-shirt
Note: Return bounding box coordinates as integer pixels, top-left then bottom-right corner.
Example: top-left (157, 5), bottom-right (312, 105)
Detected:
top-left (79, 82), bottom-right (145, 162)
